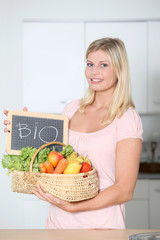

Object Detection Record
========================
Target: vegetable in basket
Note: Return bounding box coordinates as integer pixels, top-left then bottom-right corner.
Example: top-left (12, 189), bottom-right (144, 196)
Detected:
top-left (54, 158), bottom-right (68, 174)
top-left (44, 161), bottom-right (54, 173)
top-left (1, 146), bottom-right (50, 174)
top-left (1, 144), bottom-right (73, 175)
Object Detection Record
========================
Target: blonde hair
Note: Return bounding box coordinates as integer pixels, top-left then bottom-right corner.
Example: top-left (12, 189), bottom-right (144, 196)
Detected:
top-left (79, 37), bottom-right (135, 125)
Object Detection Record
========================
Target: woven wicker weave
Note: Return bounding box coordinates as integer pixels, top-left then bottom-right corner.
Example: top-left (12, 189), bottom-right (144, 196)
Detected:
top-left (11, 141), bottom-right (99, 202)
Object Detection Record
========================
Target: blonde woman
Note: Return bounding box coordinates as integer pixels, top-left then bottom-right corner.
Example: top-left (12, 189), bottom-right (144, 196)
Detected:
top-left (4, 37), bottom-right (143, 229)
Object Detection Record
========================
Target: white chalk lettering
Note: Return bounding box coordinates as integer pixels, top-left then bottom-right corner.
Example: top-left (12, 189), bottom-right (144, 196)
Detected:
top-left (34, 122), bottom-right (38, 140)
top-left (16, 123), bottom-right (31, 139)
top-left (15, 122), bottom-right (59, 143)
top-left (39, 126), bottom-right (58, 143)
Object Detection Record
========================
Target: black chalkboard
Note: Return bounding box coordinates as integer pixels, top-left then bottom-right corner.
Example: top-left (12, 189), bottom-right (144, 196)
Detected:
top-left (6, 111), bottom-right (68, 155)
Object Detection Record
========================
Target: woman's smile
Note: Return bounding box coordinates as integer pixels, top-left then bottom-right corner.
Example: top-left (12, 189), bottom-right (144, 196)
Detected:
top-left (91, 78), bottom-right (104, 84)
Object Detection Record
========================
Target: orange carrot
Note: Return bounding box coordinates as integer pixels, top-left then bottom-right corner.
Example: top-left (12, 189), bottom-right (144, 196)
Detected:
top-left (39, 163), bottom-right (47, 173)
top-left (54, 158), bottom-right (68, 174)
top-left (44, 161), bottom-right (54, 173)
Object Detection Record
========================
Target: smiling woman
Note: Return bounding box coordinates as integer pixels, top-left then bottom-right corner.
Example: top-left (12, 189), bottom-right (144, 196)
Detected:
top-left (80, 37), bottom-right (135, 126)
top-left (41, 38), bottom-right (142, 229)
top-left (3, 37), bottom-right (143, 230)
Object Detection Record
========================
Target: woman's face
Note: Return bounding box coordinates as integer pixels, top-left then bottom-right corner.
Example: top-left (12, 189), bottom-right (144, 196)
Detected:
top-left (85, 49), bottom-right (118, 93)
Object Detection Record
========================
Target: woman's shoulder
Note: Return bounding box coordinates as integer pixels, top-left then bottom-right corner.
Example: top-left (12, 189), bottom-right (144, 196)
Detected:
top-left (116, 107), bottom-right (143, 141)
top-left (118, 107), bottom-right (141, 122)
top-left (62, 99), bottom-right (80, 119)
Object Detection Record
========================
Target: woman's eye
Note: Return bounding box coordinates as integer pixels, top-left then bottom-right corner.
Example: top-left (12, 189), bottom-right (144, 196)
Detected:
top-left (87, 63), bottom-right (93, 67)
top-left (101, 63), bottom-right (108, 68)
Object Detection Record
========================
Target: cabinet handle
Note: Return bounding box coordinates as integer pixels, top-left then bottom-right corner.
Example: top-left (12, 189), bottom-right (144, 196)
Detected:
top-left (155, 187), bottom-right (160, 192)
top-left (60, 100), bottom-right (71, 104)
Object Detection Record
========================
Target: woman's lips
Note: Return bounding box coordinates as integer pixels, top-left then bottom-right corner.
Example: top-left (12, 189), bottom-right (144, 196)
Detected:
top-left (91, 78), bottom-right (103, 84)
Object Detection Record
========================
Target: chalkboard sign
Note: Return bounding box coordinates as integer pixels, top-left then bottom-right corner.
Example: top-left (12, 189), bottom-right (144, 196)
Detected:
top-left (6, 111), bottom-right (68, 155)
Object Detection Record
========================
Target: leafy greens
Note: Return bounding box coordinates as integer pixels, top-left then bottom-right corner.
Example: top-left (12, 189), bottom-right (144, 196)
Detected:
top-left (1, 146), bottom-right (51, 174)
top-left (1, 144), bottom-right (73, 175)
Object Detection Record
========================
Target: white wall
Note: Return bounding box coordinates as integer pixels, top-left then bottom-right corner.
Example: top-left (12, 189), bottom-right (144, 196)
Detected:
top-left (1, 0), bottom-right (160, 229)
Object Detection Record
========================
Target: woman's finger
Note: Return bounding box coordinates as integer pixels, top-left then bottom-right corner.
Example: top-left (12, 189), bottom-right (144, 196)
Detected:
top-left (36, 184), bottom-right (47, 198)
top-left (46, 192), bottom-right (63, 203)
top-left (4, 128), bottom-right (8, 133)
top-left (23, 107), bottom-right (28, 111)
top-left (3, 110), bottom-right (8, 116)
top-left (35, 185), bottom-right (54, 203)
top-left (3, 119), bottom-right (10, 133)
top-left (32, 189), bottom-right (46, 201)
top-left (3, 120), bottom-right (10, 126)
top-left (34, 185), bottom-right (48, 200)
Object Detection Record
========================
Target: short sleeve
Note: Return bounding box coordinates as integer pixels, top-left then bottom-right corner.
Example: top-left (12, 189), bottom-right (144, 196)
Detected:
top-left (62, 99), bottom-right (80, 120)
top-left (116, 108), bottom-right (143, 142)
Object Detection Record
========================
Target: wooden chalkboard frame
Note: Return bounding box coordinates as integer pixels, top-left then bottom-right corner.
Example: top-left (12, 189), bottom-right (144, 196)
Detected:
top-left (6, 110), bottom-right (68, 155)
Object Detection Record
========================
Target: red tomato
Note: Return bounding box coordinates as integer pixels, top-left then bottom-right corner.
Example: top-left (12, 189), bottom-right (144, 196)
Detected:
top-left (48, 151), bottom-right (63, 167)
top-left (80, 162), bottom-right (92, 173)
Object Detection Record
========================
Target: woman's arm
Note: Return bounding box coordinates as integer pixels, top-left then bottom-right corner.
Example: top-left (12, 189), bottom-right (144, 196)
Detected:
top-left (71, 138), bottom-right (142, 212)
top-left (32, 138), bottom-right (142, 212)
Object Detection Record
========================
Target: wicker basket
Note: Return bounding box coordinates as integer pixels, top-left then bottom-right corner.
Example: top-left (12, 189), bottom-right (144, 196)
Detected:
top-left (11, 141), bottom-right (99, 202)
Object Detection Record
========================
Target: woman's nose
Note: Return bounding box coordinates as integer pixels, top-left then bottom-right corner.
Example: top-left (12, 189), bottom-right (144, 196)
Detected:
top-left (91, 65), bottom-right (100, 75)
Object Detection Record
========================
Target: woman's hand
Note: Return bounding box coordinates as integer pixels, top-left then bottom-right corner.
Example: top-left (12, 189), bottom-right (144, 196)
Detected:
top-left (32, 184), bottom-right (74, 212)
top-left (3, 107), bottom-right (28, 133)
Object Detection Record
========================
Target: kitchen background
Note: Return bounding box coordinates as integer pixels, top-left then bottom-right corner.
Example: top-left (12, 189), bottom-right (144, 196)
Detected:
top-left (0, 0), bottom-right (160, 229)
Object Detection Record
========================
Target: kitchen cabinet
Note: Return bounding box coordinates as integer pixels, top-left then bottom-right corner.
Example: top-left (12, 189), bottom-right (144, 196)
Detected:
top-left (149, 180), bottom-right (160, 228)
top-left (23, 195), bottom-right (50, 229)
top-left (23, 21), bottom-right (160, 114)
top-left (148, 21), bottom-right (160, 112)
top-left (23, 21), bottom-right (149, 114)
top-left (85, 22), bottom-right (147, 113)
top-left (125, 179), bottom-right (149, 228)
top-left (125, 179), bottom-right (160, 229)
top-left (23, 22), bottom-right (85, 114)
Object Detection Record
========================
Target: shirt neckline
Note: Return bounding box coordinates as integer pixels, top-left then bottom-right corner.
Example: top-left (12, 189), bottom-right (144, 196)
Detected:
top-left (68, 100), bottom-right (117, 136)
top-left (69, 119), bottom-right (115, 136)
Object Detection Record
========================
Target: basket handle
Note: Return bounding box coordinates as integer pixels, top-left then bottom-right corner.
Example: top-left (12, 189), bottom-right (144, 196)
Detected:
top-left (29, 141), bottom-right (66, 173)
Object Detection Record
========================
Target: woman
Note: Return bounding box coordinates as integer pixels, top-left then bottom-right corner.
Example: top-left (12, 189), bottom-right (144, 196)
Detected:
top-left (4, 37), bottom-right (143, 229)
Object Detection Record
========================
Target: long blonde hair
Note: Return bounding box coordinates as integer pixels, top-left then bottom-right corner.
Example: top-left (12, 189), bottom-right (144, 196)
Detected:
top-left (79, 37), bottom-right (135, 125)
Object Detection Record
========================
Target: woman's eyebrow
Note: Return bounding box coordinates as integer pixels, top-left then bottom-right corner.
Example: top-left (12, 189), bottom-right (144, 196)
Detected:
top-left (99, 60), bottom-right (110, 63)
top-left (87, 60), bottom-right (109, 62)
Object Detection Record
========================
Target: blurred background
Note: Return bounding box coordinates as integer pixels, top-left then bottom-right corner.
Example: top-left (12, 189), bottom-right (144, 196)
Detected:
top-left (0, 0), bottom-right (160, 229)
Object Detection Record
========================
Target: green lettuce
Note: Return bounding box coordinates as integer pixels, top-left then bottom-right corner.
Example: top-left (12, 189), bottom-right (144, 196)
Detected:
top-left (1, 146), bottom-right (51, 174)
top-left (60, 145), bottom-right (73, 158)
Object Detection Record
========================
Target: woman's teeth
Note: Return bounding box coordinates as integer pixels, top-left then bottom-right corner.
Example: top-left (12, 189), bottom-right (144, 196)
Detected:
top-left (91, 79), bottom-right (103, 82)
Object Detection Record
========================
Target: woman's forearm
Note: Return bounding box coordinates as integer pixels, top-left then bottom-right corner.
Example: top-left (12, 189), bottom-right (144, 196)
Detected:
top-left (70, 182), bottom-right (133, 213)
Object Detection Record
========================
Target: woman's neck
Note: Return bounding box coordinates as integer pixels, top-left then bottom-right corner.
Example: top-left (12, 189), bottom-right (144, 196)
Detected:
top-left (92, 91), bottom-right (113, 110)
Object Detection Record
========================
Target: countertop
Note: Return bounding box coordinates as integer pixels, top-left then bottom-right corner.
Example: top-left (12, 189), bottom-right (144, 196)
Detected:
top-left (1, 229), bottom-right (160, 240)
top-left (138, 173), bottom-right (160, 179)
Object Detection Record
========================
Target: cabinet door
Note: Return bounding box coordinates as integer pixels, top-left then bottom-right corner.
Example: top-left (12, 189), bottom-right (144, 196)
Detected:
top-left (85, 22), bottom-right (147, 113)
top-left (23, 22), bottom-right (85, 114)
top-left (125, 180), bottom-right (149, 228)
top-left (23, 196), bottom-right (50, 229)
top-left (149, 180), bottom-right (160, 228)
top-left (148, 22), bottom-right (160, 112)
top-left (125, 200), bottom-right (149, 229)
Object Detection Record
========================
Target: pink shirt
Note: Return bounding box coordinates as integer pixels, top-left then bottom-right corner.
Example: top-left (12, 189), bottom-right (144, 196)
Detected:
top-left (46, 99), bottom-right (143, 229)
